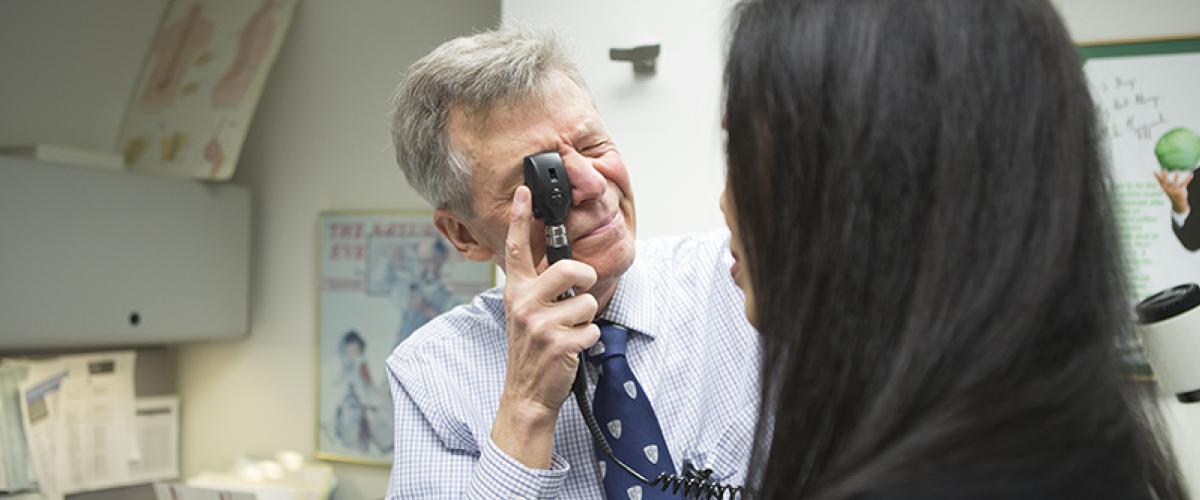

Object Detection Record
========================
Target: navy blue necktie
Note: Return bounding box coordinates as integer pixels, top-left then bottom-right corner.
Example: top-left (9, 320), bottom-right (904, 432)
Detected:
top-left (585, 322), bottom-right (677, 499)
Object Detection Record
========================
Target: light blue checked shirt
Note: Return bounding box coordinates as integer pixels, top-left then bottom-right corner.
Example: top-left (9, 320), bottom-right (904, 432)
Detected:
top-left (385, 231), bottom-right (761, 498)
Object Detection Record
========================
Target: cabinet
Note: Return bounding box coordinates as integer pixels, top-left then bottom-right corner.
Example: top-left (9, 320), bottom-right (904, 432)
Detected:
top-left (0, 156), bottom-right (250, 348)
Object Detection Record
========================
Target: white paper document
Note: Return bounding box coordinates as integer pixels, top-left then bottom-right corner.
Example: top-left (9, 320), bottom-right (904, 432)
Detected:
top-left (129, 396), bottom-right (181, 484)
top-left (14, 351), bottom-right (140, 497)
top-left (0, 363), bottom-right (36, 493)
top-left (17, 363), bottom-right (69, 500)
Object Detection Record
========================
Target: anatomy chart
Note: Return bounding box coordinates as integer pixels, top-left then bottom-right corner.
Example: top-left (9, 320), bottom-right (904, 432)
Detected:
top-left (119, 0), bottom-right (295, 180)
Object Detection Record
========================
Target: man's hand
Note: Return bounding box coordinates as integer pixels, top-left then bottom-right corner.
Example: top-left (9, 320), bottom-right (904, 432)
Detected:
top-left (1154, 170), bottom-right (1193, 214)
top-left (491, 186), bottom-right (601, 469)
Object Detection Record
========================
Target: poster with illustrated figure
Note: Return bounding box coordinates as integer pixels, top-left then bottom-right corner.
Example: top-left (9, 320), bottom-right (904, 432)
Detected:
top-left (1082, 38), bottom-right (1200, 372)
top-left (316, 211), bottom-right (495, 464)
top-left (118, 0), bottom-right (295, 180)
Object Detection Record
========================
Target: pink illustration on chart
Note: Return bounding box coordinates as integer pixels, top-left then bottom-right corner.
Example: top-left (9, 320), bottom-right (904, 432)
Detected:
top-left (212, 0), bottom-right (282, 108)
top-left (204, 120), bottom-right (227, 178)
top-left (140, 4), bottom-right (214, 110)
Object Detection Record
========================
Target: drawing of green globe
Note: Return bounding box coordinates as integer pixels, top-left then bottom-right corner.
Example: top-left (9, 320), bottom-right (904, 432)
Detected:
top-left (1155, 127), bottom-right (1200, 172)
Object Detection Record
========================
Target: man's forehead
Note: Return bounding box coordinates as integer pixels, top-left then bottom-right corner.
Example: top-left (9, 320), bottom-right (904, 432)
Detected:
top-left (466, 76), bottom-right (596, 136)
top-left (478, 98), bottom-right (603, 142)
top-left (458, 104), bottom-right (603, 170)
top-left (494, 116), bottom-right (603, 175)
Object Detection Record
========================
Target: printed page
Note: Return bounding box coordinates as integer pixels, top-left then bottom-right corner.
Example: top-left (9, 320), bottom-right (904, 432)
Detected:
top-left (57, 351), bottom-right (139, 493)
top-left (129, 396), bottom-right (180, 484)
top-left (17, 363), bottom-right (69, 500)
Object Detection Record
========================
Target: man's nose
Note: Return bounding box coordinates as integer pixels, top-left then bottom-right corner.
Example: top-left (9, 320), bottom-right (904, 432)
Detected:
top-left (559, 146), bottom-right (607, 205)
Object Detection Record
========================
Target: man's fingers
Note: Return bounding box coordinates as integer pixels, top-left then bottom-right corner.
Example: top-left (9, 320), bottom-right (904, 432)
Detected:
top-left (532, 260), bottom-right (598, 302)
top-left (505, 186), bottom-right (537, 280)
top-left (550, 292), bottom-right (600, 328)
top-left (1155, 170), bottom-right (1170, 188)
top-left (560, 322), bottom-right (602, 354)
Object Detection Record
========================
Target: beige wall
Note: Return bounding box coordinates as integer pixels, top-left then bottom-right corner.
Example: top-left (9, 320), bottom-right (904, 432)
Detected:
top-left (0, 0), bottom-right (164, 151)
top-left (173, 2), bottom-right (499, 499)
top-left (1051, 0), bottom-right (1200, 42)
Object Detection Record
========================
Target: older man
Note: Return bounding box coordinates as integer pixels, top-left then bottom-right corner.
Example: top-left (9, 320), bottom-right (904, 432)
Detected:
top-left (385, 28), bottom-right (759, 498)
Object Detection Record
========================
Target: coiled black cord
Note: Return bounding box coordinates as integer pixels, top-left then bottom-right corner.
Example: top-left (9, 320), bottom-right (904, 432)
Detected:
top-left (571, 359), bottom-right (747, 499)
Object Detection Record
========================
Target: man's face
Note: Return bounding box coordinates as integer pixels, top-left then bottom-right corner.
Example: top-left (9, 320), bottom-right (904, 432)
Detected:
top-left (442, 71), bottom-right (637, 286)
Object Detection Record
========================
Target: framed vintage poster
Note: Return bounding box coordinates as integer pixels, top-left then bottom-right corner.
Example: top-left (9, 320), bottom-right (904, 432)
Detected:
top-left (315, 210), bottom-right (496, 464)
top-left (1080, 35), bottom-right (1200, 377)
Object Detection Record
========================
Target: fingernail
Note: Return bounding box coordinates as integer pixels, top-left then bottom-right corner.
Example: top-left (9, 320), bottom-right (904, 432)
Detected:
top-left (515, 187), bottom-right (529, 204)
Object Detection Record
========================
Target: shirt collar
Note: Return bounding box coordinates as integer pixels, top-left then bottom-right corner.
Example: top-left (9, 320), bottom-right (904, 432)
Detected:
top-left (597, 254), bottom-right (659, 339)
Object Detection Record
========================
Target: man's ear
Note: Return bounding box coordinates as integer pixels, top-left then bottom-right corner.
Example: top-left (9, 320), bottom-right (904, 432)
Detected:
top-left (434, 209), bottom-right (495, 263)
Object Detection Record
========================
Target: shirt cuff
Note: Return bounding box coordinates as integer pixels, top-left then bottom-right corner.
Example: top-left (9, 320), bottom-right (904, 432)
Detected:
top-left (1173, 208), bottom-right (1191, 228)
top-left (468, 436), bottom-right (570, 499)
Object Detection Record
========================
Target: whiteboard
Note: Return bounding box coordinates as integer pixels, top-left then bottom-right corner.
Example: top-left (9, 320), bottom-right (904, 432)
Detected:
top-left (1083, 40), bottom-right (1200, 303)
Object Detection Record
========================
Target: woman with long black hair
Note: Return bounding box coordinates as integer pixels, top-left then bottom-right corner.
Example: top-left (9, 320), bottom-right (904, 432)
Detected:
top-left (719, 0), bottom-right (1189, 498)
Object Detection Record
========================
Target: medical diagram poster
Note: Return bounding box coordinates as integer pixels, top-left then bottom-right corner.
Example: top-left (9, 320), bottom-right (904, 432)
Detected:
top-left (119, 0), bottom-right (295, 180)
top-left (1083, 43), bottom-right (1200, 369)
top-left (316, 212), bottom-right (495, 464)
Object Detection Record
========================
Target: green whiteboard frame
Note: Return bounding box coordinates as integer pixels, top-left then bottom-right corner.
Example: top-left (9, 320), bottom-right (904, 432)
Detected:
top-left (1078, 34), bottom-right (1200, 61)
top-left (1078, 34), bottom-right (1200, 380)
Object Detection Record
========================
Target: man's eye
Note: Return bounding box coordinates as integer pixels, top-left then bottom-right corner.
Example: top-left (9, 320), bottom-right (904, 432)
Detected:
top-left (582, 141), bottom-right (609, 153)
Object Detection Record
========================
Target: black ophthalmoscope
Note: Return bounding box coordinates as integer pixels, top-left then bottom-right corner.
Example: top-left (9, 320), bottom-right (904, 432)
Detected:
top-left (521, 151), bottom-right (745, 499)
top-left (523, 151), bottom-right (573, 266)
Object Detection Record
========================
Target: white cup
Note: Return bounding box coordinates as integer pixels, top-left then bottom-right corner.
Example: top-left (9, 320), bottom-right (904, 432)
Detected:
top-left (1136, 283), bottom-right (1200, 403)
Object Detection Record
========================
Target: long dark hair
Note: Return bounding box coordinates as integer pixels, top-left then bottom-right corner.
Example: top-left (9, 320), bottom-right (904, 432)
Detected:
top-left (723, 0), bottom-right (1186, 498)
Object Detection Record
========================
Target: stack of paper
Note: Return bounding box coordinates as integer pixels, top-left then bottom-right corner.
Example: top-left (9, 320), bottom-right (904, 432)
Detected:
top-left (19, 352), bottom-right (139, 499)
top-left (129, 397), bottom-right (181, 485)
top-left (0, 351), bottom-right (180, 500)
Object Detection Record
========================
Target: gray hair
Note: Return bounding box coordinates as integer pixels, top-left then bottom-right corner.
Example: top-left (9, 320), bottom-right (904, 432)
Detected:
top-left (390, 28), bottom-right (587, 215)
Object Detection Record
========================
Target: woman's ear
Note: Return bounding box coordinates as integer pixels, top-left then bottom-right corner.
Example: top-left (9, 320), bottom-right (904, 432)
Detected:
top-left (434, 209), bottom-right (495, 263)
